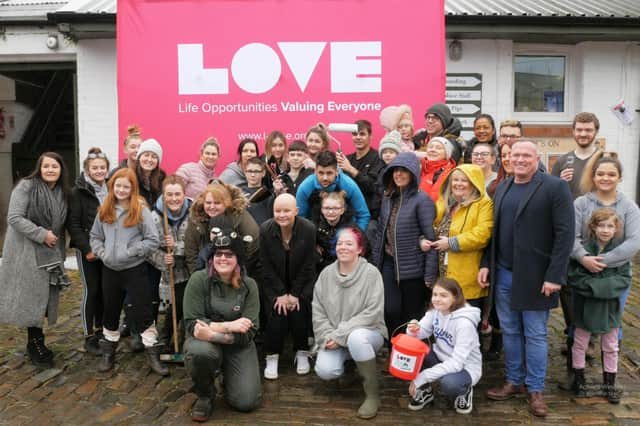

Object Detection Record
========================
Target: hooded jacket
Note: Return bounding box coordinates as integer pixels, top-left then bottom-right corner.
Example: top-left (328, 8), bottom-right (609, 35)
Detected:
top-left (296, 170), bottom-right (370, 231)
top-left (372, 153), bottom-right (438, 284)
top-left (90, 204), bottom-right (160, 271)
top-left (572, 191), bottom-right (640, 268)
top-left (218, 161), bottom-right (248, 190)
top-left (175, 160), bottom-right (217, 199)
top-left (312, 257), bottom-right (387, 348)
top-left (409, 304), bottom-right (482, 387)
top-left (435, 164), bottom-right (494, 300)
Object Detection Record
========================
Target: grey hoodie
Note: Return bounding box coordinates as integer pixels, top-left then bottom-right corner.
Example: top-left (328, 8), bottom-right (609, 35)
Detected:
top-left (218, 161), bottom-right (248, 190)
top-left (409, 304), bottom-right (482, 387)
top-left (572, 191), bottom-right (640, 268)
top-left (90, 205), bottom-right (160, 271)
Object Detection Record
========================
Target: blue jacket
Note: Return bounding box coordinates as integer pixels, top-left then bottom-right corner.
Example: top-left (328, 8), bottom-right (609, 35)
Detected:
top-left (372, 153), bottom-right (438, 283)
top-left (296, 170), bottom-right (370, 231)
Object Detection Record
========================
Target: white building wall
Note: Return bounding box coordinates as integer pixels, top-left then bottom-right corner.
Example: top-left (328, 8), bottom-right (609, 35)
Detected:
top-left (76, 38), bottom-right (119, 170)
top-left (445, 39), bottom-right (640, 199)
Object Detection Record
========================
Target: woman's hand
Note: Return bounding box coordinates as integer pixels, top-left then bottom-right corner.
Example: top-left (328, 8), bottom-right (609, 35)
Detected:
top-left (407, 319), bottom-right (420, 334)
top-left (477, 267), bottom-right (490, 288)
top-left (325, 339), bottom-right (338, 350)
top-left (419, 238), bottom-right (431, 252)
top-left (165, 234), bottom-right (175, 250)
top-left (408, 382), bottom-right (417, 398)
top-left (164, 253), bottom-right (174, 266)
top-left (287, 295), bottom-right (300, 312)
top-left (274, 295), bottom-right (290, 316)
top-left (194, 319), bottom-right (214, 341)
top-left (580, 255), bottom-right (606, 273)
top-left (226, 317), bottom-right (253, 334)
top-left (85, 251), bottom-right (97, 262)
top-left (430, 236), bottom-right (449, 251)
top-left (44, 230), bottom-right (58, 247)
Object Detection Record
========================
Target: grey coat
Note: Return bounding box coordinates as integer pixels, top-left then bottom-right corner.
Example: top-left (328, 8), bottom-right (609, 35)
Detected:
top-left (0, 179), bottom-right (66, 327)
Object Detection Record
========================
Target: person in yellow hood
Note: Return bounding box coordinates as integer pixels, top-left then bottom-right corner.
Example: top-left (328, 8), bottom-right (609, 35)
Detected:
top-left (422, 164), bottom-right (493, 307)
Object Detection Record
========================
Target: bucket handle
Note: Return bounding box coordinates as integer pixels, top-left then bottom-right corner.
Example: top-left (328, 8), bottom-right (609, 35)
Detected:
top-left (391, 320), bottom-right (428, 338)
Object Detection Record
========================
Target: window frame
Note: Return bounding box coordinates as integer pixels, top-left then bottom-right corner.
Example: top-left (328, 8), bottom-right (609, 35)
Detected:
top-left (512, 44), bottom-right (575, 123)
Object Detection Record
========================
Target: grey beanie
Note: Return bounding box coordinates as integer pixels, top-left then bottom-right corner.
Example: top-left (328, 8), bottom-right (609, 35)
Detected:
top-left (378, 130), bottom-right (402, 158)
top-left (137, 138), bottom-right (163, 163)
top-left (425, 103), bottom-right (453, 127)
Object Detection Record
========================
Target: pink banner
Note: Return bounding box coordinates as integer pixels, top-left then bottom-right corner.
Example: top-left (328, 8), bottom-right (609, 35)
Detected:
top-left (117, 0), bottom-right (445, 173)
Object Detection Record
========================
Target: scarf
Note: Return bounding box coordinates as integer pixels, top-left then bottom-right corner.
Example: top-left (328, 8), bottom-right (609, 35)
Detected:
top-left (84, 173), bottom-right (108, 204)
top-left (26, 178), bottom-right (70, 287)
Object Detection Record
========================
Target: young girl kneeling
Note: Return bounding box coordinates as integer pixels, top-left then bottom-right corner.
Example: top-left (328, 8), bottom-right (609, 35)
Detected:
top-left (406, 277), bottom-right (482, 414)
top-left (569, 208), bottom-right (630, 403)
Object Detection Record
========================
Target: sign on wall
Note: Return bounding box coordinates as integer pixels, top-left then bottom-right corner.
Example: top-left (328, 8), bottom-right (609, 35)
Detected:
top-left (117, 0), bottom-right (446, 172)
top-left (445, 73), bottom-right (482, 141)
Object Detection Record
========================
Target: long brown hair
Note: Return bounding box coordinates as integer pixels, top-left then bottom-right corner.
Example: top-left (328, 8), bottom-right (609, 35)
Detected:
top-left (579, 151), bottom-right (620, 194)
top-left (98, 168), bottom-right (144, 227)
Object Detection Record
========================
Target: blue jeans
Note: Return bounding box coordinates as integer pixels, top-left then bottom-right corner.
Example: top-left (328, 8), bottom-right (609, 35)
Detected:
top-left (421, 350), bottom-right (472, 396)
top-left (495, 267), bottom-right (550, 393)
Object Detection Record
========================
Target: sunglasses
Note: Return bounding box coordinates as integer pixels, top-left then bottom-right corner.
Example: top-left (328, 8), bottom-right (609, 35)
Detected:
top-left (214, 250), bottom-right (235, 259)
top-left (87, 152), bottom-right (107, 159)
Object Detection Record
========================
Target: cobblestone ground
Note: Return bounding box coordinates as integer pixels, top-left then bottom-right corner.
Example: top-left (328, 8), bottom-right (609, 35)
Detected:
top-left (1, 261), bottom-right (640, 425)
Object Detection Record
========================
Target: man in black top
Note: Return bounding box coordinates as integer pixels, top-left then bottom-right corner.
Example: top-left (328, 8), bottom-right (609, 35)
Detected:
top-left (337, 120), bottom-right (384, 242)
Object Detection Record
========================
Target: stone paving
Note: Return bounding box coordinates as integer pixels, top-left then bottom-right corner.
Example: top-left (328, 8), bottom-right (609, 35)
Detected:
top-left (1, 262), bottom-right (639, 425)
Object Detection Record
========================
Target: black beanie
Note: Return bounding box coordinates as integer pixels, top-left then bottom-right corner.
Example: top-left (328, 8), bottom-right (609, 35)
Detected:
top-left (425, 103), bottom-right (453, 128)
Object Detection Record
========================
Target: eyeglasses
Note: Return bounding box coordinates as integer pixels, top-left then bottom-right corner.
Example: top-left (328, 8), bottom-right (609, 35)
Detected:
top-left (214, 250), bottom-right (235, 259)
top-left (499, 134), bottom-right (519, 139)
top-left (471, 152), bottom-right (492, 158)
top-left (322, 206), bottom-right (343, 212)
top-left (87, 152), bottom-right (107, 159)
top-left (425, 114), bottom-right (440, 122)
top-left (245, 169), bottom-right (264, 175)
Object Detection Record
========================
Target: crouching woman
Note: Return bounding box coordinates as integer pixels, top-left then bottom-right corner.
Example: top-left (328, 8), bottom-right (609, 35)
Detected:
top-left (183, 230), bottom-right (261, 422)
top-left (313, 226), bottom-right (387, 419)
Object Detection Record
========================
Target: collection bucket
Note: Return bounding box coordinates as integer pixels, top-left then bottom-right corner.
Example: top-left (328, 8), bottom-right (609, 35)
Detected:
top-left (388, 333), bottom-right (430, 381)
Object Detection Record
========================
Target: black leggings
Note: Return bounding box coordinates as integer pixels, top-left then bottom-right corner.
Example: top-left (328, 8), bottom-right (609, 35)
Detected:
top-left (263, 301), bottom-right (310, 354)
top-left (76, 250), bottom-right (104, 336)
top-left (102, 263), bottom-right (153, 335)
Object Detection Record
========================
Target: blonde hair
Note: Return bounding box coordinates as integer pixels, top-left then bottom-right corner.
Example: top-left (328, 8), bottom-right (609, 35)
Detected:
top-left (440, 169), bottom-right (481, 216)
top-left (124, 124), bottom-right (142, 146)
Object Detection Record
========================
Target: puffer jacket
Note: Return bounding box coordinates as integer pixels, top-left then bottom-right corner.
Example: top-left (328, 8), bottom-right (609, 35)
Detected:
top-left (175, 160), bottom-right (216, 199)
top-left (68, 173), bottom-right (104, 255)
top-left (434, 164), bottom-right (493, 300)
top-left (148, 197), bottom-right (192, 284)
top-left (372, 153), bottom-right (438, 284)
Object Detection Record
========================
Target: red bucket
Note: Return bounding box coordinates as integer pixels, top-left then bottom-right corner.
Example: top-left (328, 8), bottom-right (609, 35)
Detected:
top-left (388, 333), bottom-right (430, 381)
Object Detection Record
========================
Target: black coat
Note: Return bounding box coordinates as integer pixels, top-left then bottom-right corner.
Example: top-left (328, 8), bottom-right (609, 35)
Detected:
top-left (68, 174), bottom-right (102, 255)
top-left (259, 217), bottom-right (317, 306)
top-left (484, 171), bottom-right (574, 311)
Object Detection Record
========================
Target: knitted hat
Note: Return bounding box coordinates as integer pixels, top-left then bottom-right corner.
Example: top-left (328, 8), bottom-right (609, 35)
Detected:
top-left (428, 136), bottom-right (455, 160)
top-left (380, 104), bottom-right (414, 131)
top-left (425, 103), bottom-right (453, 128)
top-left (378, 130), bottom-right (402, 158)
top-left (137, 138), bottom-right (163, 163)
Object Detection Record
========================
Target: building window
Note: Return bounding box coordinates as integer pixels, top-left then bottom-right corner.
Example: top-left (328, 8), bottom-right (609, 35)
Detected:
top-left (514, 56), bottom-right (565, 113)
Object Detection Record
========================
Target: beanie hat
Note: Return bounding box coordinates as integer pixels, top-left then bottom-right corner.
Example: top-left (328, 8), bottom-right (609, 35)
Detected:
top-left (137, 138), bottom-right (163, 163)
top-left (380, 104), bottom-right (414, 131)
top-left (425, 103), bottom-right (453, 128)
top-left (428, 136), bottom-right (455, 160)
top-left (378, 130), bottom-right (402, 158)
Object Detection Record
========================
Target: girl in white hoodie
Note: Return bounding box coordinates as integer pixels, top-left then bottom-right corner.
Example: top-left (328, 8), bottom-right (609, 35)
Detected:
top-left (406, 277), bottom-right (482, 414)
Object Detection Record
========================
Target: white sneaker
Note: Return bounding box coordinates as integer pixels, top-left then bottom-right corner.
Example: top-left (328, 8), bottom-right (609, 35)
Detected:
top-left (264, 354), bottom-right (279, 380)
top-left (295, 350), bottom-right (310, 375)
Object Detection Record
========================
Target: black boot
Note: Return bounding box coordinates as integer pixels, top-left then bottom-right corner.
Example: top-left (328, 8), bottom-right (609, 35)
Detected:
top-left (146, 344), bottom-right (169, 376)
top-left (84, 334), bottom-right (102, 356)
top-left (603, 372), bottom-right (622, 404)
top-left (98, 339), bottom-right (117, 372)
top-left (26, 336), bottom-right (54, 368)
top-left (130, 334), bottom-right (145, 353)
top-left (572, 369), bottom-right (588, 397)
top-left (558, 337), bottom-right (575, 391)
